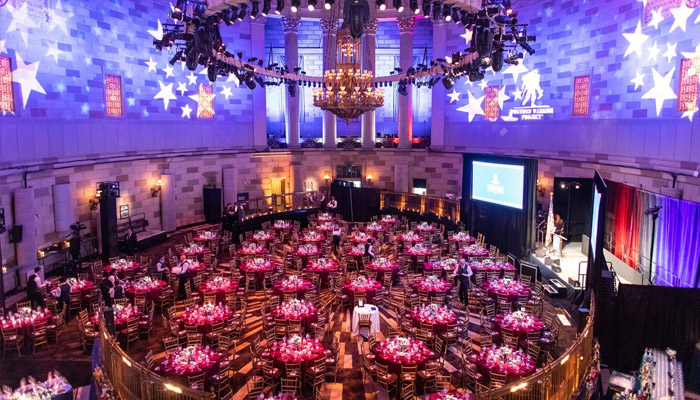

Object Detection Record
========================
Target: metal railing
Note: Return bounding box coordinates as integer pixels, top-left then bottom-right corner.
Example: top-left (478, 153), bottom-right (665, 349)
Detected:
top-left (99, 319), bottom-right (215, 400)
top-left (476, 293), bottom-right (596, 400)
top-left (381, 191), bottom-right (461, 221)
top-left (242, 191), bottom-right (321, 219)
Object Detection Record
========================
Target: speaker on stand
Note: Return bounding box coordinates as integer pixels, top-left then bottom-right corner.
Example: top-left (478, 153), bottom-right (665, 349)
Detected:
top-left (97, 182), bottom-right (120, 263)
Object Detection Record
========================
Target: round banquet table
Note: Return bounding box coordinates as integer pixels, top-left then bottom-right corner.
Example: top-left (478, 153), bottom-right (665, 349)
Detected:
top-left (448, 235), bottom-right (477, 245)
top-left (351, 304), bottom-right (381, 336)
top-left (415, 224), bottom-right (437, 233)
top-left (155, 346), bottom-right (221, 388)
top-left (265, 338), bottom-right (326, 372)
top-left (342, 280), bottom-right (382, 304)
top-left (92, 308), bottom-right (142, 331)
top-left (193, 234), bottom-right (221, 243)
top-left (346, 248), bottom-right (366, 264)
top-left (124, 280), bottom-right (167, 302)
top-left (305, 260), bottom-right (340, 287)
top-left (410, 307), bottom-right (457, 335)
top-left (51, 280), bottom-right (95, 301)
top-left (300, 234), bottom-right (326, 244)
top-left (469, 261), bottom-right (517, 283)
top-left (372, 338), bottom-right (431, 375)
top-left (198, 279), bottom-right (239, 304)
top-left (423, 261), bottom-right (459, 279)
top-left (363, 224), bottom-right (386, 236)
top-left (103, 262), bottom-right (141, 279)
top-left (404, 249), bottom-right (433, 269)
top-left (425, 392), bottom-right (475, 400)
top-left (1, 310), bottom-right (55, 337)
top-left (251, 233), bottom-right (275, 247)
top-left (378, 217), bottom-right (400, 226)
top-left (237, 246), bottom-right (267, 256)
top-left (366, 260), bottom-right (400, 284)
top-left (411, 279), bottom-right (453, 297)
top-left (482, 279), bottom-right (531, 303)
top-left (185, 262), bottom-right (207, 279)
top-left (493, 312), bottom-right (545, 342)
top-left (180, 247), bottom-right (210, 257)
top-left (475, 346), bottom-right (536, 383)
top-left (316, 213), bottom-right (335, 222)
top-left (293, 249), bottom-right (323, 266)
top-left (460, 246), bottom-right (490, 259)
top-left (178, 306), bottom-right (234, 334)
top-left (271, 304), bottom-right (318, 332)
top-left (397, 234), bottom-right (423, 244)
top-left (272, 279), bottom-right (313, 301)
top-left (239, 260), bottom-right (277, 281)
top-left (349, 234), bottom-right (371, 244)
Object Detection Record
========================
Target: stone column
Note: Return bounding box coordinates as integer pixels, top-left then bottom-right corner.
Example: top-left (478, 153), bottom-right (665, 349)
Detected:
top-left (13, 188), bottom-right (37, 267)
top-left (431, 20), bottom-right (446, 149)
top-left (222, 167), bottom-right (239, 206)
top-left (52, 183), bottom-right (73, 233)
top-left (396, 16), bottom-right (416, 149)
top-left (282, 16), bottom-right (302, 149)
top-left (160, 174), bottom-right (177, 233)
top-left (250, 17), bottom-right (268, 150)
top-left (361, 18), bottom-right (378, 149)
top-left (320, 18), bottom-right (338, 149)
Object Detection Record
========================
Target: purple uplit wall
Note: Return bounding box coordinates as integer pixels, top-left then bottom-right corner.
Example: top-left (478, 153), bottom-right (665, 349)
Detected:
top-left (443, 0), bottom-right (700, 163)
top-left (0, 0), bottom-right (254, 162)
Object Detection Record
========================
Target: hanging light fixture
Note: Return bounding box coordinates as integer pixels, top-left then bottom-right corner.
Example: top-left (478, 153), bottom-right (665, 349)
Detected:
top-left (313, 23), bottom-right (384, 124)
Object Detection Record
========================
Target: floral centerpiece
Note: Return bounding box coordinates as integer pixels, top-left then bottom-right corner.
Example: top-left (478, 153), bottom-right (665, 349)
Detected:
top-left (406, 243), bottom-right (430, 255)
top-left (124, 276), bottom-right (164, 292)
top-left (239, 243), bottom-right (265, 254)
top-left (302, 231), bottom-right (324, 242)
top-left (347, 275), bottom-right (381, 291)
top-left (317, 213), bottom-right (334, 222)
top-left (273, 299), bottom-right (317, 319)
top-left (273, 220), bottom-right (292, 229)
top-left (484, 278), bottom-right (529, 296)
top-left (203, 277), bottom-right (236, 292)
top-left (349, 245), bottom-right (366, 256)
top-left (182, 244), bottom-right (207, 254)
top-left (277, 276), bottom-right (312, 291)
top-left (253, 230), bottom-right (275, 240)
top-left (269, 334), bottom-right (324, 363)
top-left (399, 231), bottom-right (421, 242)
top-left (451, 232), bottom-right (473, 242)
top-left (297, 244), bottom-right (321, 255)
top-left (317, 222), bottom-right (339, 231)
top-left (499, 311), bottom-right (541, 331)
top-left (461, 244), bottom-right (489, 256)
top-left (2, 372), bottom-right (70, 400)
top-left (368, 257), bottom-right (398, 271)
top-left (111, 259), bottom-right (137, 270)
top-left (0, 307), bottom-right (51, 329)
top-left (381, 215), bottom-right (398, 222)
top-left (180, 303), bottom-right (232, 326)
top-left (415, 276), bottom-right (451, 291)
top-left (243, 258), bottom-right (274, 271)
top-left (196, 231), bottom-right (219, 240)
top-left (432, 258), bottom-right (459, 271)
top-left (480, 345), bottom-right (535, 375)
top-left (113, 304), bottom-right (142, 323)
top-left (364, 222), bottom-right (385, 231)
top-left (375, 337), bottom-right (430, 364)
top-left (307, 258), bottom-right (338, 271)
top-left (160, 345), bottom-right (220, 375)
top-left (412, 303), bottom-right (456, 324)
top-left (415, 222), bottom-right (435, 231)
top-left (351, 232), bottom-right (370, 243)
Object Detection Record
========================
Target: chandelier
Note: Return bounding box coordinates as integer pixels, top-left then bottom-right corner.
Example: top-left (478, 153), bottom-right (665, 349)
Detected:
top-left (313, 23), bottom-right (384, 124)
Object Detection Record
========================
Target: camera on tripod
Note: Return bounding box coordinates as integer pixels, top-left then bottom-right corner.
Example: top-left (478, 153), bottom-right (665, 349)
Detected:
top-left (70, 222), bottom-right (86, 236)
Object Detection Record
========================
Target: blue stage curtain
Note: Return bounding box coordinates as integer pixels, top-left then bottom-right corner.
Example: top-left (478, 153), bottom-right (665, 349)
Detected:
top-left (654, 196), bottom-right (700, 288)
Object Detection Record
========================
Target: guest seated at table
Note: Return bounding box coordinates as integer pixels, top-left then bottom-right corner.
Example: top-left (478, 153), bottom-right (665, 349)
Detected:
top-left (364, 238), bottom-right (375, 261)
top-left (53, 276), bottom-right (72, 313)
top-left (327, 196), bottom-right (337, 211)
top-left (155, 255), bottom-right (170, 281)
top-left (173, 255), bottom-right (191, 300)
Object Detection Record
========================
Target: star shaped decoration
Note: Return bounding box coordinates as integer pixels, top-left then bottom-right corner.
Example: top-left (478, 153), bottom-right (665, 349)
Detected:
top-left (0, 40), bottom-right (7, 55)
top-left (153, 81), bottom-right (177, 110)
top-left (51, 0), bottom-right (72, 36)
top-left (226, 73), bottom-right (240, 87)
top-left (455, 91), bottom-right (484, 122)
top-left (162, 64), bottom-right (174, 78)
top-left (623, 22), bottom-right (649, 58)
top-left (6, 2), bottom-right (37, 47)
top-left (145, 57), bottom-right (158, 72)
top-left (544, 7), bottom-right (553, 17)
top-left (188, 91), bottom-right (216, 104)
top-left (682, 107), bottom-right (697, 122)
top-left (147, 19), bottom-right (164, 41)
top-left (696, 11), bottom-right (700, 24)
top-left (630, 71), bottom-right (645, 90)
top-left (176, 82), bottom-right (188, 96)
top-left (497, 87), bottom-right (510, 109)
top-left (447, 89), bottom-right (461, 103)
top-left (187, 72), bottom-right (198, 85)
top-left (220, 85), bottom-right (233, 100)
top-left (502, 61), bottom-right (529, 84)
top-left (459, 29), bottom-right (473, 45)
top-left (663, 42), bottom-right (677, 63)
top-left (80, 103), bottom-right (90, 115)
top-left (478, 80), bottom-right (488, 90)
top-left (12, 53), bottom-right (46, 108)
top-left (127, 97), bottom-right (136, 106)
top-left (648, 8), bottom-right (664, 29)
top-left (45, 41), bottom-right (63, 62)
top-left (181, 103), bottom-right (193, 119)
top-left (513, 87), bottom-right (524, 100)
top-left (647, 41), bottom-right (660, 61)
top-left (641, 67), bottom-right (676, 117)
top-left (669, 0), bottom-right (693, 32)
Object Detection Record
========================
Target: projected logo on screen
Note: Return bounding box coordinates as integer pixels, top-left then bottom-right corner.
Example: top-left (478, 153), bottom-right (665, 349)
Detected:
top-left (472, 161), bottom-right (525, 209)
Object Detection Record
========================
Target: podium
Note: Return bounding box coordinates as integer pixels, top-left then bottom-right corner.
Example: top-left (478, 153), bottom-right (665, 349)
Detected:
top-left (552, 233), bottom-right (566, 256)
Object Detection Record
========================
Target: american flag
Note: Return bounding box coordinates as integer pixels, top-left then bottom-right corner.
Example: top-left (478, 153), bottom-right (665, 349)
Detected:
top-left (545, 191), bottom-right (555, 247)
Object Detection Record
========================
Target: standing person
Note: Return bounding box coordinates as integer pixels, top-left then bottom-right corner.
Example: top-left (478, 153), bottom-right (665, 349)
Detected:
top-left (54, 276), bottom-right (72, 314)
top-left (231, 202), bottom-right (240, 244)
top-left (455, 258), bottom-right (474, 305)
top-left (155, 256), bottom-right (170, 281)
top-left (332, 225), bottom-right (342, 255)
top-left (174, 255), bottom-right (191, 300)
top-left (125, 227), bottom-right (138, 256)
top-left (27, 266), bottom-right (46, 308)
top-left (100, 269), bottom-right (118, 308)
top-left (317, 192), bottom-right (326, 210)
top-left (237, 202), bottom-right (246, 222)
top-left (327, 196), bottom-right (338, 211)
top-left (364, 238), bottom-right (375, 262)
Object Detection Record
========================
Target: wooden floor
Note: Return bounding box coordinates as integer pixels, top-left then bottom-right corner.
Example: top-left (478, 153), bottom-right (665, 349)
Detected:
top-left (0, 223), bottom-right (578, 399)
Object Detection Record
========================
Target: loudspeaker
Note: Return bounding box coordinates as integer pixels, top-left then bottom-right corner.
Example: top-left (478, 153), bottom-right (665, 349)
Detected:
top-left (99, 196), bottom-right (118, 263)
top-left (203, 188), bottom-right (222, 224)
top-left (576, 308), bottom-right (589, 333)
top-left (8, 225), bottom-right (23, 243)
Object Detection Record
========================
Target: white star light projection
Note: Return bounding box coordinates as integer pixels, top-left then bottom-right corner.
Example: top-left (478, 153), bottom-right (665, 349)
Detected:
top-left (12, 53), bottom-right (46, 108)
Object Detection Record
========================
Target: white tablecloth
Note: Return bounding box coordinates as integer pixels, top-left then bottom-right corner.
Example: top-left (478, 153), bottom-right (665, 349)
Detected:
top-left (352, 304), bottom-right (381, 336)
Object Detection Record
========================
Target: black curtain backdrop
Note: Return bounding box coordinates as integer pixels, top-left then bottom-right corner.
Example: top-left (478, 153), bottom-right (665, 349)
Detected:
top-left (608, 284), bottom-right (700, 374)
top-left (461, 154), bottom-right (537, 258)
top-left (553, 178), bottom-right (593, 242)
top-left (331, 181), bottom-right (381, 222)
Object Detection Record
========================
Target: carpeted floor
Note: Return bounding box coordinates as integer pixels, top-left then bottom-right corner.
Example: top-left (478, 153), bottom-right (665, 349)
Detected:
top-left (0, 223), bottom-right (579, 399)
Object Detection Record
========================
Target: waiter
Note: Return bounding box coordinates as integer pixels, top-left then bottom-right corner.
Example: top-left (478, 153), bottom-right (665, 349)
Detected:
top-left (124, 227), bottom-right (138, 256)
top-left (455, 258), bottom-right (474, 305)
top-left (174, 255), bottom-right (191, 300)
top-left (54, 276), bottom-right (72, 314)
top-left (27, 266), bottom-right (46, 308)
top-left (327, 196), bottom-right (338, 211)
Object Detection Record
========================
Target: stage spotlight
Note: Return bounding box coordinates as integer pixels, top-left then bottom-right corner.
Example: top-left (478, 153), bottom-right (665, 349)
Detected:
top-left (432, 1), bottom-right (441, 19)
top-left (452, 7), bottom-right (460, 23)
top-left (250, 1), bottom-right (260, 18)
top-left (409, 0), bottom-right (419, 13)
top-left (307, 0), bottom-right (317, 10)
top-left (442, 3), bottom-right (451, 21)
top-left (376, 0), bottom-right (386, 10)
top-left (169, 50), bottom-right (184, 65)
top-left (393, 0), bottom-right (404, 12)
top-left (491, 49), bottom-right (503, 72)
top-left (422, 0), bottom-right (431, 16)
top-left (560, 182), bottom-right (566, 189)
top-left (237, 3), bottom-right (247, 20)
top-left (520, 41), bottom-right (535, 55)
top-left (220, 8), bottom-right (233, 25)
top-left (229, 5), bottom-right (239, 21)
top-left (442, 76), bottom-right (453, 89)
top-left (207, 64), bottom-right (217, 82)
top-left (276, 0), bottom-right (285, 13)
top-left (574, 183), bottom-right (581, 190)
top-left (324, 0), bottom-right (333, 9)
top-left (262, 0), bottom-right (271, 15)
top-left (291, 0), bottom-right (300, 12)
top-left (244, 72), bottom-right (256, 89)
top-left (288, 82), bottom-right (296, 97)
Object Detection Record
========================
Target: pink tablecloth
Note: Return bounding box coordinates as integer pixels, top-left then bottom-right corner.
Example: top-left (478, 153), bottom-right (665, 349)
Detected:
top-left (482, 279), bottom-right (531, 303)
top-left (124, 280), bottom-right (167, 302)
top-left (343, 280), bottom-right (382, 304)
top-left (492, 312), bottom-right (544, 342)
top-left (373, 338), bottom-right (431, 375)
top-left (475, 346), bottom-right (536, 383)
top-left (273, 279), bottom-right (313, 300)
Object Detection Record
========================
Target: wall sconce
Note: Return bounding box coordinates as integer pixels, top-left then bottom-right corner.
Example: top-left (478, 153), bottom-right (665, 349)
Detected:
top-left (323, 173), bottom-right (331, 183)
top-left (151, 179), bottom-right (163, 197)
top-left (89, 196), bottom-right (99, 211)
top-left (366, 174), bottom-right (373, 184)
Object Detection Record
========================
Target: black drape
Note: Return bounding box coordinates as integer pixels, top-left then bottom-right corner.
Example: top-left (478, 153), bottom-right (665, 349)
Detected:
top-left (331, 181), bottom-right (381, 222)
top-left (608, 284), bottom-right (700, 374)
top-left (461, 154), bottom-right (537, 258)
top-left (553, 178), bottom-right (593, 242)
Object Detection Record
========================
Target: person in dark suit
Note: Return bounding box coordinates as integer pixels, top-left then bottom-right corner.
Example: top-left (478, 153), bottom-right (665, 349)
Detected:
top-left (55, 276), bottom-right (71, 313)
top-left (455, 258), bottom-right (474, 305)
top-left (237, 202), bottom-right (246, 222)
top-left (100, 270), bottom-right (117, 308)
top-left (124, 227), bottom-right (137, 256)
top-left (27, 266), bottom-right (46, 308)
